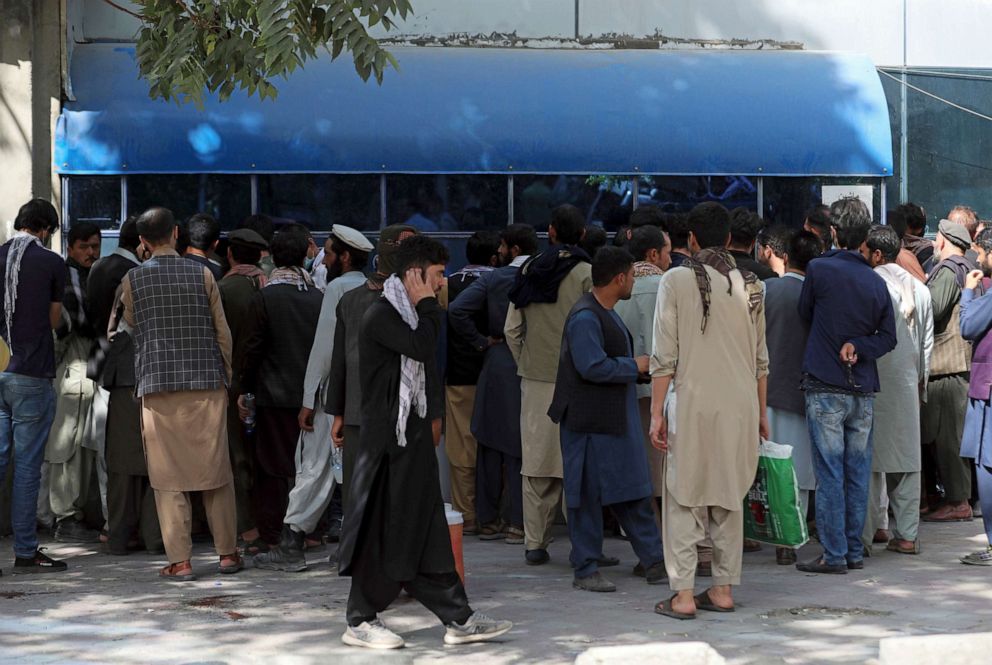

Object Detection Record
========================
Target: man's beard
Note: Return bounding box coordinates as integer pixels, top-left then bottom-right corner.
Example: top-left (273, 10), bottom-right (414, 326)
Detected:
top-left (326, 261), bottom-right (343, 281)
top-left (983, 261), bottom-right (992, 278)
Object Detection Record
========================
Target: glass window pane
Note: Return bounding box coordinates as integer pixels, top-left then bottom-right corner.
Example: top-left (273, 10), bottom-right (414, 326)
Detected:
top-left (636, 176), bottom-right (758, 214)
top-left (127, 175), bottom-right (251, 231)
top-left (763, 177), bottom-right (882, 229)
top-left (257, 174), bottom-right (380, 232)
top-left (66, 176), bottom-right (121, 230)
top-left (387, 175), bottom-right (507, 231)
top-left (513, 175), bottom-right (630, 232)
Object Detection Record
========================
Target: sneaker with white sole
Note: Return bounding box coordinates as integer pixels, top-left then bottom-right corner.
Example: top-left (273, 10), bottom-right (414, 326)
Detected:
top-left (444, 611), bottom-right (513, 645)
top-left (960, 545), bottom-right (992, 566)
top-left (342, 619), bottom-right (405, 649)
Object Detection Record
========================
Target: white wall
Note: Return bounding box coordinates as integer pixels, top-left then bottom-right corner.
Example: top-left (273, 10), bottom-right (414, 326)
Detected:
top-left (72, 1), bottom-right (992, 69)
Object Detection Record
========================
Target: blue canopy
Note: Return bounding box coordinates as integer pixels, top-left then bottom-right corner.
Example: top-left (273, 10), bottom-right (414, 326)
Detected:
top-left (55, 44), bottom-right (892, 177)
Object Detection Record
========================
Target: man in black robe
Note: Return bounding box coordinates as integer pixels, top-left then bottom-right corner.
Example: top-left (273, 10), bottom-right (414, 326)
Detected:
top-left (338, 236), bottom-right (512, 650)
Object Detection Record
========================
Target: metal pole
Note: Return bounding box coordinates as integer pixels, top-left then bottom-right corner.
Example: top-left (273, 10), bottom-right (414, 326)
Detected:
top-left (631, 178), bottom-right (639, 211)
top-left (120, 175), bottom-right (128, 228)
top-left (379, 174), bottom-right (387, 230)
top-left (880, 177), bottom-right (887, 224)
top-left (507, 174), bottom-right (514, 225)
top-left (250, 174), bottom-right (259, 214)
top-left (756, 176), bottom-right (764, 217)
top-left (900, 0), bottom-right (909, 203)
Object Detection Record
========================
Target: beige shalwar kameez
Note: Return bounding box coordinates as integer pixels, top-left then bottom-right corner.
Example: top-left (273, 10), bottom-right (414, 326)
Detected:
top-left (651, 265), bottom-right (768, 591)
top-left (121, 256), bottom-right (237, 564)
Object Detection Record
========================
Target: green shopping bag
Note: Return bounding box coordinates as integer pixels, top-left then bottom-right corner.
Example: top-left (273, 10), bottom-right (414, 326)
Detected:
top-left (743, 440), bottom-right (809, 548)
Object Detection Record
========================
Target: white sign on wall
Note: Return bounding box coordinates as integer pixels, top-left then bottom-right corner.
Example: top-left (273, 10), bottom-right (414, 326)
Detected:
top-left (822, 185), bottom-right (874, 220)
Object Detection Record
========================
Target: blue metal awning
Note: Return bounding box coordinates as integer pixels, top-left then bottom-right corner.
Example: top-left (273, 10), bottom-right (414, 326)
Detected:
top-left (55, 44), bottom-right (893, 177)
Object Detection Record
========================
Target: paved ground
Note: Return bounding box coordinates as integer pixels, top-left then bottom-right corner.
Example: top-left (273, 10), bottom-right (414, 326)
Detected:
top-left (0, 519), bottom-right (990, 664)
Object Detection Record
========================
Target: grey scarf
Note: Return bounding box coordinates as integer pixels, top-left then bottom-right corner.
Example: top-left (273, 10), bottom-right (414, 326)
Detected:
top-left (3, 232), bottom-right (42, 342)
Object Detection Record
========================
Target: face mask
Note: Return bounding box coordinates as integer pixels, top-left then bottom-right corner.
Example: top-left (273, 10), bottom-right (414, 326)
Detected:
top-left (304, 256), bottom-right (315, 271)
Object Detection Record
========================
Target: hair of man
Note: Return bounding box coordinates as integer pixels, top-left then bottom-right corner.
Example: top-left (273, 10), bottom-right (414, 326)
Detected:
top-left (14, 198), bottom-right (59, 233)
top-left (949, 205), bottom-right (980, 239)
top-left (393, 234), bottom-right (450, 276)
top-left (629, 204), bottom-right (666, 229)
top-left (899, 203), bottom-right (927, 233)
top-left (866, 224), bottom-right (901, 263)
top-left (118, 216), bottom-right (140, 253)
top-left (729, 207), bottom-right (765, 248)
top-left (229, 243), bottom-right (262, 266)
top-left (886, 207), bottom-right (909, 240)
top-left (757, 224), bottom-right (793, 259)
top-left (976, 228), bottom-right (992, 253)
top-left (500, 223), bottom-right (539, 257)
top-left (830, 196), bottom-right (872, 250)
top-left (591, 246), bottom-right (635, 288)
top-left (67, 222), bottom-right (102, 248)
top-left (628, 225), bottom-right (667, 262)
top-left (787, 230), bottom-right (823, 272)
top-left (550, 204), bottom-right (585, 245)
top-left (465, 229), bottom-right (501, 266)
top-left (804, 204), bottom-right (832, 238)
top-left (666, 212), bottom-right (691, 250)
top-left (688, 201), bottom-right (732, 250)
top-left (186, 213), bottom-right (221, 251)
top-left (579, 225), bottom-right (608, 257)
top-left (136, 207), bottom-right (176, 245)
top-left (330, 236), bottom-right (370, 271)
top-left (270, 227), bottom-right (310, 268)
top-left (238, 214), bottom-right (275, 243)
top-left (612, 225), bottom-right (630, 247)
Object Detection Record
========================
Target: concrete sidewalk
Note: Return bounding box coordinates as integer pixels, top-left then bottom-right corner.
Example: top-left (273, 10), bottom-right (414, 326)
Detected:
top-left (0, 518), bottom-right (990, 664)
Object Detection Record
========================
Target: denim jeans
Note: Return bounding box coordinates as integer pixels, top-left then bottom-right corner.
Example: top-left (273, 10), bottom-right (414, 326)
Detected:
top-left (805, 391), bottom-right (874, 566)
top-left (0, 373), bottom-right (56, 558)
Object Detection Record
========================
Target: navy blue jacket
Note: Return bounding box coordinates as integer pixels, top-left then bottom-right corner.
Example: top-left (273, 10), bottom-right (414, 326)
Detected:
top-left (798, 249), bottom-right (897, 393)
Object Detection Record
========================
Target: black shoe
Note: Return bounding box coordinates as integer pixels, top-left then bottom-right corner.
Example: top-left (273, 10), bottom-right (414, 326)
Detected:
top-left (572, 571), bottom-right (616, 592)
top-left (846, 559), bottom-right (864, 570)
top-left (253, 525), bottom-right (307, 572)
top-left (596, 555), bottom-right (620, 567)
top-left (525, 548), bottom-right (549, 565)
top-left (632, 562), bottom-right (646, 577)
top-left (644, 561), bottom-right (668, 585)
top-left (53, 519), bottom-right (101, 544)
top-left (325, 518), bottom-right (342, 544)
top-left (13, 549), bottom-right (67, 574)
top-left (795, 557), bottom-right (847, 575)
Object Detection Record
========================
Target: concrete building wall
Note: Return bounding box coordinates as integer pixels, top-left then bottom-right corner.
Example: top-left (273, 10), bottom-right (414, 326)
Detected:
top-left (0, 0), bottom-right (62, 242)
top-left (73, 0), bottom-right (992, 68)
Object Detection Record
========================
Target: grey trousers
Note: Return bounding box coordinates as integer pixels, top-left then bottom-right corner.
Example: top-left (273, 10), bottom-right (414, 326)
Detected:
top-left (283, 412), bottom-right (336, 534)
top-left (862, 471), bottom-right (921, 549)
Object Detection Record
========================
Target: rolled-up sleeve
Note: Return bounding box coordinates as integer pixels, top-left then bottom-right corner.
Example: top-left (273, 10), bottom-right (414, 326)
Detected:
top-left (650, 274), bottom-right (678, 378)
top-left (754, 296), bottom-right (769, 379)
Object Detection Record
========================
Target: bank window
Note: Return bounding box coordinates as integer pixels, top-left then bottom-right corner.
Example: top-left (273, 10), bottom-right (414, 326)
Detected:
top-left (386, 175), bottom-right (508, 231)
top-left (513, 175), bottom-right (630, 232)
top-left (127, 175), bottom-right (251, 230)
top-left (762, 177), bottom-right (882, 228)
top-left (66, 176), bottom-right (121, 229)
top-left (257, 174), bottom-right (380, 232)
top-left (635, 176), bottom-right (758, 215)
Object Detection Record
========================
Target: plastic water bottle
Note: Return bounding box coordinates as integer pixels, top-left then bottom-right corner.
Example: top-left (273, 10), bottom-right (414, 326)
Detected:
top-left (243, 393), bottom-right (256, 435)
top-left (331, 444), bottom-right (343, 484)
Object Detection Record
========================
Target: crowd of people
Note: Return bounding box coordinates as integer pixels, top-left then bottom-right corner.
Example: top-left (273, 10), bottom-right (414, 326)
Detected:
top-left (0, 192), bottom-right (990, 647)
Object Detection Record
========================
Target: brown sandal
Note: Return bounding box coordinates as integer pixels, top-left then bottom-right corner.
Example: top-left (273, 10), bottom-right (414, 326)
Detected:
top-left (219, 552), bottom-right (244, 574)
top-left (159, 561), bottom-right (196, 581)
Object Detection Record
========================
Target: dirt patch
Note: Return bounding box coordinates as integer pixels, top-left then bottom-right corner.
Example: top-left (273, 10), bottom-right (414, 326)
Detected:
top-left (225, 611), bottom-right (249, 621)
top-left (186, 595), bottom-right (236, 608)
top-left (0, 591), bottom-right (26, 599)
top-left (760, 606), bottom-right (893, 619)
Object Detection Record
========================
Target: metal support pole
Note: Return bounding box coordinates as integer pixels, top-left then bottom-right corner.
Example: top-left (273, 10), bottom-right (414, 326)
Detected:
top-left (756, 176), bottom-right (764, 217)
top-left (880, 177), bottom-right (887, 224)
top-left (899, 0), bottom-right (909, 203)
top-left (379, 174), bottom-right (387, 230)
top-left (250, 174), bottom-right (259, 214)
top-left (507, 174), bottom-right (514, 225)
top-left (631, 178), bottom-right (639, 211)
top-left (120, 175), bottom-right (128, 228)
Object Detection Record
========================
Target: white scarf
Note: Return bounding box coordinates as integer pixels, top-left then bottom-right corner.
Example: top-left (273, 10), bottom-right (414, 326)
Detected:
top-left (382, 274), bottom-right (427, 447)
top-left (3, 232), bottom-right (42, 342)
top-left (875, 263), bottom-right (917, 335)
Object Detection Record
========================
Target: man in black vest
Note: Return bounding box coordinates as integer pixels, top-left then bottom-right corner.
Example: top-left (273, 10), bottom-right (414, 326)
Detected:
top-left (549, 247), bottom-right (666, 592)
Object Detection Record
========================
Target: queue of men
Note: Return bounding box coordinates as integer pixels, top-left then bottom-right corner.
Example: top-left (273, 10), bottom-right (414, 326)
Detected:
top-left (0, 193), bottom-right (991, 646)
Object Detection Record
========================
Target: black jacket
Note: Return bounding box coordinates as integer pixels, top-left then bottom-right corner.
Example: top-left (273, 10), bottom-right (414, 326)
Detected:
top-left (730, 250), bottom-right (777, 281)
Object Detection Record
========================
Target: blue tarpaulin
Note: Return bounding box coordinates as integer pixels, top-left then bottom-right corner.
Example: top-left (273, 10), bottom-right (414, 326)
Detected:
top-left (55, 44), bottom-right (892, 177)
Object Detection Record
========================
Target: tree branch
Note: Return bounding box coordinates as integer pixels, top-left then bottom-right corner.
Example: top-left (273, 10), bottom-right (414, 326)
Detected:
top-left (100, 0), bottom-right (143, 20)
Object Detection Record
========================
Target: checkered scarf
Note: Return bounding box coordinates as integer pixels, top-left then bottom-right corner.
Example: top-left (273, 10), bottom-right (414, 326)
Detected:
top-left (3, 232), bottom-right (42, 343)
top-left (382, 274), bottom-right (427, 447)
top-left (684, 248), bottom-right (763, 333)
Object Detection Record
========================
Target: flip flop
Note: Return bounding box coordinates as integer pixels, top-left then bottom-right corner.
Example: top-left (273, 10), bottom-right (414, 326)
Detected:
top-left (694, 590), bottom-right (734, 613)
top-left (885, 539), bottom-right (921, 555)
top-left (654, 595), bottom-right (696, 620)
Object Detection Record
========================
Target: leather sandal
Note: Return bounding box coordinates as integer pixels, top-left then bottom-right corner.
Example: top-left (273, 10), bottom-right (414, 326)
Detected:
top-left (159, 561), bottom-right (196, 581)
top-left (219, 552), bottom-right (244, 574)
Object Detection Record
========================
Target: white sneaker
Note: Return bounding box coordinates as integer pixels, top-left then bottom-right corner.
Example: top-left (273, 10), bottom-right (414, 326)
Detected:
top-left (443, 611), bottom-right (513, 645)
top-left (342, 619), bottom-right (405, 649)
